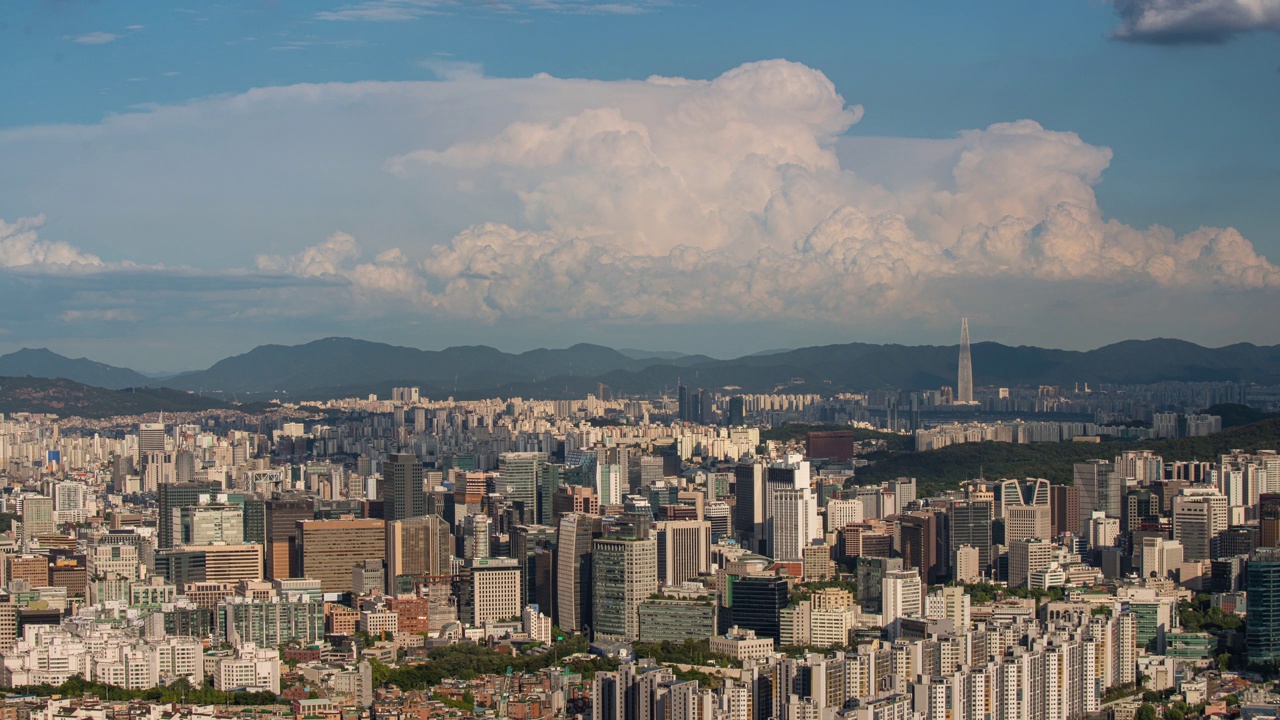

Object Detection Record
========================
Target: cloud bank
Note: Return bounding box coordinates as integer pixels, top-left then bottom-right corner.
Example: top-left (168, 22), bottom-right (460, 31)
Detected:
top-left (1109, 0), bottom-right (1280, 43)
top-left (0, 59), bottom-right (1277, 359)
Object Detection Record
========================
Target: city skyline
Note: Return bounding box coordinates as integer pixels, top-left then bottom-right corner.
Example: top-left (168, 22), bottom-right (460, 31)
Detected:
top-left (2, 2), bottom-right (1280, 367)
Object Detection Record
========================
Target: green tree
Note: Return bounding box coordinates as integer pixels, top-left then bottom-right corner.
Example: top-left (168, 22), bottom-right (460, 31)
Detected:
top-left (367, 657), bottom-right (393, 686)
top-left (1136, 704), bottom-right (1157, 720)
top-left (1166, 707), bottom-right (1184, 720)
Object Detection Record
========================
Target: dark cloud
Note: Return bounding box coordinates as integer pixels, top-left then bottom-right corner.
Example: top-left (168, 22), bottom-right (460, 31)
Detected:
top-left (1110, 0), bottom-right (1280, 44)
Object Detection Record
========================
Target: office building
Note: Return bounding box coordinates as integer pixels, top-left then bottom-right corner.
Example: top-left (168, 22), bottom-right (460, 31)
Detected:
top-left (766, 455), bottom-right (819, 562)
top-left (20, 496), bottom-right (54, 542)
top-left (732, 461), bottom-right (766, 554)
top-left (265, 497), bottom-right (313, 581)
top-left (949, 499), bottom-right (993, 575)
top-left (498, 452), bottom-right (546, 525)
top-left (556, 513), bottom-right (603, 635)
top-left (1246, 547), bottom-right (1280, 663)
top-left (592, 524), bottom-right (658, 641)
top-left (296, 517), bottom-right (386, 593)
top-left (385, 515), bottom-right (452, 591)
top-left (1074, 461), bottom-right (1122, 535)
top-left (899, 512), bottom-right (944, 584)
top-left (383, 452), bottom-right (425, 522)
top-left (882, 569), bottom-right (923, 623)
top-left (1009, 537), bottom-right (1055, 589)
top-left (1050, 485), bottom-right (1080, 539)
top-left (158, 482), bottom-right (221, 551)
top-left (724, 575), bottom-right (788, 641)
top-left (176, 503), bottom-right (244, 547)
top-left (469, 557), bottom-right (522, 626)
top-left (654, 520), bottom-right (711, 586)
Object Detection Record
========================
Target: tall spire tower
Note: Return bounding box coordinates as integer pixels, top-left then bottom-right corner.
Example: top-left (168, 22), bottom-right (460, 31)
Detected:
top-left (958, 317), bottom-right (974, 404)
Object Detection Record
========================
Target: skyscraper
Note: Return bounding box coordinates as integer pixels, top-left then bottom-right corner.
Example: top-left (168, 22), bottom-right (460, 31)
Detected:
top-left (555, 513), bottom-right (603, 635)
top-left (385, 514), bottom-right (452, 591)
top-left (957, 316), bottom-right (974, 404)
top-left (158, 482), bottom-right (221, 550)
top-left (384, 452), bottom-right (425, 522)
top-left (592, 519), bottom-right (657, 641)
top-left (499, 452), bottom-right (546, 525)
top-left (1246, 547), bottom-right (1280, 664)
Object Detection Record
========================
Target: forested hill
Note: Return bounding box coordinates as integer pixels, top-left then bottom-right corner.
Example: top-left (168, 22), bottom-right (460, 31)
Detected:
top-left (852, 416), bottom-right (1280, 493)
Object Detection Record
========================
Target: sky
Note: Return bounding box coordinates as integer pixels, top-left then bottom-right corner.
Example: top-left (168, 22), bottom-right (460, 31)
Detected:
top-left (1, 0), bottom-right (1278, 372)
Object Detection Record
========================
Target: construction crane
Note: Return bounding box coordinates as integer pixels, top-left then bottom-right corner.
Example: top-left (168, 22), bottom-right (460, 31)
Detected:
top-left (496, 665), bottom-right (513, 720)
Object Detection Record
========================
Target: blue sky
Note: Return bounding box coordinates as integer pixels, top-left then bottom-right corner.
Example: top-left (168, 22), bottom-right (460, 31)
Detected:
top-left (1, 0), bottom-right (1278, 370)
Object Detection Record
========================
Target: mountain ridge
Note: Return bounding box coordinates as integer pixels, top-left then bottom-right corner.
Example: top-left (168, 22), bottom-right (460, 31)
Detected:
top-left (4, 336), bottom-right (1279, 399)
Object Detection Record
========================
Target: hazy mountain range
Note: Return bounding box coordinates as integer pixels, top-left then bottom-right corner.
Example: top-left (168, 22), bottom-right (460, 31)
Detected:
top-left (1, 337), bottom-right (1278, 401)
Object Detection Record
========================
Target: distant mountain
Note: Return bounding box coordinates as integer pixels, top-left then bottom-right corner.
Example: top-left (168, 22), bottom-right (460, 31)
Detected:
top-left (10, 337), bottom-right (1280, 401)
top-left (0, 348), bottom-right (152, 390)
top-left (617, 348), bottom-right (690, 361)
top-left (0, 377), bottom-right (233, 419)
top-left (163, 337), bottom-right (691, 397)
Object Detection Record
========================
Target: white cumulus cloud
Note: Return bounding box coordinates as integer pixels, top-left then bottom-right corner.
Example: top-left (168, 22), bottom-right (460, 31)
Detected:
top-left (0, 216), bottom-right (104, 269)
top-left (1, 59), bottom-right (1277, 345)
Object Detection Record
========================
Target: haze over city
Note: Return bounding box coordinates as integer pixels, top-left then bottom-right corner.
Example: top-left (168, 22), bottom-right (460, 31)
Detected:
top-left (2, 2), bottom-right (1280, 369)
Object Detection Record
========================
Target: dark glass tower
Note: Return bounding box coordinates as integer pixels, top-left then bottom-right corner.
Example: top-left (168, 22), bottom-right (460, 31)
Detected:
top-left (725, 575), bottom-right (788, 641)
top-left (1246, 547), bottom-right (1280, 664)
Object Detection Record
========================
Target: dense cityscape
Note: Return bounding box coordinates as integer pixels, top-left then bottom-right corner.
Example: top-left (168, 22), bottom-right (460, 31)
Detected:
top-left (0, 322), bottom-right (1276, 720)
top-left (5, 2), bottom-right (1280, 719)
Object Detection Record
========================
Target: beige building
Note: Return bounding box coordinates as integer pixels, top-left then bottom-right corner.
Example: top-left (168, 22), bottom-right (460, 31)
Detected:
top-left (184, 544), bottom-right (263, 584)
top-left (470, 557), bottom-right (522, 626)
top-left (297, 517), bottom-right (387, 593)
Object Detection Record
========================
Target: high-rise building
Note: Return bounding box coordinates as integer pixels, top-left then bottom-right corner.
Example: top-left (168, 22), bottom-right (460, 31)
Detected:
top-left (596, 463), bottom-right (623, 507)
top-left (653, 520), bottom-right (711, 586)
top-left (469, 557), bottom-right (522, 626)
top-left (1050, 485), bottom-right (1080, 539)
top-left (384, 515), bottom-right (452, 591)
top-left (512, 524), bottom-right (558, 608)
top-left (954, 546), bottom-right (981, 583)
top-left (537, 463), bottom-right (563, 525)
top-left (296, 517), bottom-right (386, 593)
top-left (1005, 505), bottom-right (1052, 545)
top-left (1173, 490), bottom-right (1228, 561)
top-left (724, 575), bottom-right (788, 641)
top-left (732, 461), bottom-right (766, 554)
top-left (462, 514), bottom-right (492, 560)
top-left (265, 497), bottom-right (313, 580)
top-left (138, 422), bottom-right (168, 455)
top-left (826, 498), bottom-right (864, 533)
top-left (555, 513), bottom-right (603, 635)
top-left (592, 522), bottom-right (657, 641)
top-left (383, 453), bottom-right (425, 522)
top-left (20, 496), bottom-right (54, 543)
top-left (1074, 461), bottom-right (1121, 535)
top-left (158, 482), bottom-right (221, 550)
top-left (881, 569), bottom-right (923, 623)
top-left (948, 499), bottom-right (992, 575)
top-left (899, 512), bottom-right (943, 584)
top-left (176, 504), bottom-right (244, 546)
top-left (1246, 547), bottom-right (1280, 664)
top-left (1009, 537), bottom-right (1056, 588)
top-left (1262, 494), bottom-right (1280, 549)
top-left (957, 317), bottom-right (973, 404)
top-left (499, 452), bottom-right (546, 525)
top-left (766, 455), bottom-right (819, 562)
